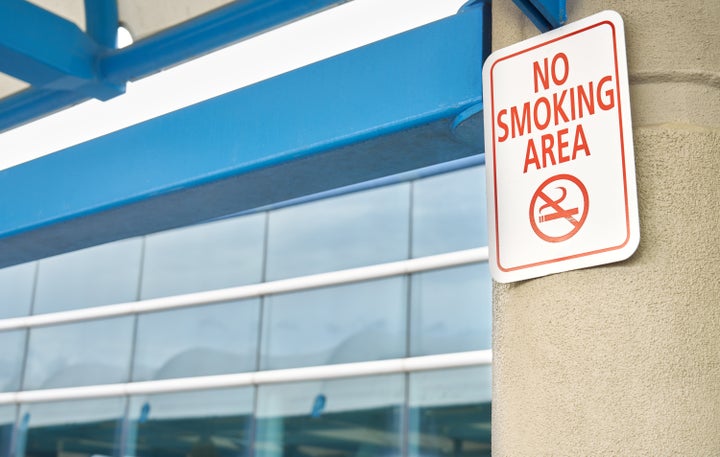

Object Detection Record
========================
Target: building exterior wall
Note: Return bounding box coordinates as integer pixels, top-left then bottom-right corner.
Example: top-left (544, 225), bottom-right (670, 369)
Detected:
top-left (491, 1), bottom-right (720, 455)
top-left (0, 166), bottom-right (493, 457)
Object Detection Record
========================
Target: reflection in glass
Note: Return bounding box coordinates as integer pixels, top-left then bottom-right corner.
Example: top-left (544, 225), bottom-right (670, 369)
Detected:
top-left (17, 397), bottom-right (125, 457)
top-left (0, 262), bottom-right (35, 319)
top-left (0, 166), bottom-right (497, 457)
top-left (0, 405), bottom-right (14, 457)
top-left (0, 330), bottom-right (26, 392)
top-left (256, 375), bottom-right (404, 457)
top-left (265, 185), bottom-right (410, 280)
top-left (261, 279), bottom-right (406, 370)
top-left (140, 214), bottom-right (265, 299)
top-left (33, 238), bottom-right (143, 314)
top-left (410, 264), bottom-right (492, 356)
top-left (132, 300), bottom-right (260, 381)
top-left (23, 317), bottom-right (134, 390)
top-left (409, 367), bottom-right (492, 457)
top-left (412, 166), bottom-right (487, 258)
top-left (126, 388), bottom-right (253, 457)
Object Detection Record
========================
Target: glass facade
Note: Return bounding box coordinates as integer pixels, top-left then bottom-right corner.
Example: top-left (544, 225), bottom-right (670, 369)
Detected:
top-left (409, 367), bottom-right (492, 457)
top-left (19, 398), bottom-right (127, 457)
top-left (261, 279), bottom-right (407, 370)
top-left (132, 299), bottom-right (261, 381)
top-left (0, 166), bottom-right (491, 456)
top-left (256, 375), bottom-right (405, 457)
top-left (24, 317), bottom-right (135, 390)
top-left (265, 184), bottom-right (411, 280)
top-left (127, 388), bottom-right (255, 457)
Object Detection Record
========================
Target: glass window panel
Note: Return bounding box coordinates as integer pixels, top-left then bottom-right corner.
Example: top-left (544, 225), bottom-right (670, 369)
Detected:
top-left (16, 397), bottom-right (125, 457)
top-left (410, 264), bottom-right (492, 356)
top-left (0, 405), bottom-right (15, 457)
top-left (140, 214), bottom-right (266, 299)
top-left (132, 299), bottom-right (260, 381)
top-left (33, 238), bottom-right (143, 314)
top-left (409, 367), bottom-right (492, 457)
top-left (0, 262), bottom-right (35, 319)
top-left (0, 330), bottom-right (26, 392)
top-left (261, 278), bottom-right (406, 370)
top-left (126, 388), bottom-right (253, 457)
top-left (265, 185), bottom-right (410, 280)
top-left (23, 317), bottom-right (133, 390)
top-left (255, 375), bottom-right (404, 457)
top-left (412, 166), bottom-right (487, 258)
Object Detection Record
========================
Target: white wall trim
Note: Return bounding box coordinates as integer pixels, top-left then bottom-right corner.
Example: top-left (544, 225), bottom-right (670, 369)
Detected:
top-left (0, 247), bottom-right (488, 331)
top-left (0, 350), bottom-right (492, 404)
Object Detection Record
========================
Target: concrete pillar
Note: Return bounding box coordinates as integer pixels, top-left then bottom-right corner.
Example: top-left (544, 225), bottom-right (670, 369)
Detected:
top-left (491, 1), bottom-right (720, 455)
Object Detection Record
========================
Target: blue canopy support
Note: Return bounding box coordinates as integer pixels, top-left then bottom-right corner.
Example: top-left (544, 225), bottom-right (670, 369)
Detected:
top-left (512, 0), bottom-right (566, 31)
top-left (100, 0), bottom-right (355, 87)
top-left (84, 0), bottom-right (120, 49)
top-left (0, 0), bottom-right (122, 100)
top-left (0, 2), bottom-right (490, 268)
top-left (0, 0), bottom-right (349, 132)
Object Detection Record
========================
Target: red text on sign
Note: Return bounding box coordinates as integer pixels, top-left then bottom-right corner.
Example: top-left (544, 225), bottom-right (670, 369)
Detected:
top-left (533, 53), bottom-right (569, 92)
top-left (494, 50), bottom-right (618, 175)
top-left (496, 76), bottom-right (615, 142)
top-left (522, 125), bottom-right (590, 173)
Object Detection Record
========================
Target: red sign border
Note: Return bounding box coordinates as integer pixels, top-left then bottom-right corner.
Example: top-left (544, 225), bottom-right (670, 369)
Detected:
top-left (489, 18), bottom-right (632, 273)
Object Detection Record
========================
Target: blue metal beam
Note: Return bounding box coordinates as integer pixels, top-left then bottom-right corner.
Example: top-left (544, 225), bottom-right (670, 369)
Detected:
top-left (0, 3), bottom-right (490, 268)
top-left (0, 88), bottom-right (83, 132)
top-left (100, 0), bottom-right (354, 86)
top-left (512, 0), bottom-right (566, 31)
top-left (226, 155), bottom-right (487, 219)
top-left (0, 0), bottom-right (350, 133)
top-left (85, 0), bottom-right (119, 49)
top-left (0, 0), bottom-right (122, 100)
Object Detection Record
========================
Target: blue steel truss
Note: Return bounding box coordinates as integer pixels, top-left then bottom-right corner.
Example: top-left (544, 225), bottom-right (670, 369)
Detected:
top-left (0, 2), bottom-right (491, 268)
top-left (0, 0), bottom-right (350, 132)
top-left (0, 0), bottom-right (121, 101)
top-left (512, 0), bottom-right (567, 31)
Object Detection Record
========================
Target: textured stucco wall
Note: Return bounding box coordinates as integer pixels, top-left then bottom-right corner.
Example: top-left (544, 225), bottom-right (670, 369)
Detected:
top-left (491, 1), bottom-right (720, 455)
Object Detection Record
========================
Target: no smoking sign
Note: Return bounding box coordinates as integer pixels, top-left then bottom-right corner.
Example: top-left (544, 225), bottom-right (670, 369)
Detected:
top-left (483, 11), bottom-right (639, 283)
top-left (530, 174), bottom-right (588, 243)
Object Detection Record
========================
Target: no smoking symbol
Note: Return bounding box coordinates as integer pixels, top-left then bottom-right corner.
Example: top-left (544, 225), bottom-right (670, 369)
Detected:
top-left (529, 174), bottom-right (589, 242)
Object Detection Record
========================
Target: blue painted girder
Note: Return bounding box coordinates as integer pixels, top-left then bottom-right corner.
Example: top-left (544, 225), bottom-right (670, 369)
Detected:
top-left (512, 0), bottom-right (566, 31)
top-left (0, 3), bottom-right (490, 268)
top-left (84, 0), bottom-right (120, 49)
top-left (0, 0), bottom-right (122, 100)
top-left (0, 0), bottom-right (354, 133)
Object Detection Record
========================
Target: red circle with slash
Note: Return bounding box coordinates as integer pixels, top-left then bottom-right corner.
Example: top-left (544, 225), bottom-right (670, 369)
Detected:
top-left (529, 174), bottom-right (589, 243)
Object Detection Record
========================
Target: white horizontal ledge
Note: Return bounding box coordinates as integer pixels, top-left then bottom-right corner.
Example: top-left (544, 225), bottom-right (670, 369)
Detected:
top-left (0, 247), bottom-right (488, 331)
top-left (0, 350), bottom-right (492, 405)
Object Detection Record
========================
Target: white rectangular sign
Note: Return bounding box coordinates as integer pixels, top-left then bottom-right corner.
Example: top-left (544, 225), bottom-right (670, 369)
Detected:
top-left (483, 10), bottom-right (639, 283)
